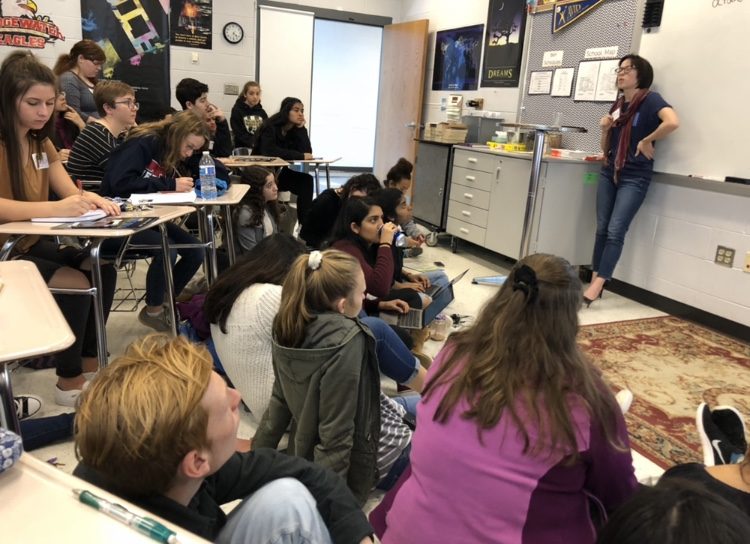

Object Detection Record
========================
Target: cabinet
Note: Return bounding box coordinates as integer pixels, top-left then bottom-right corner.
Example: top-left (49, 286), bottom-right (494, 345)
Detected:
top-left (446, 146), bottom-right (600, 266)
top-left (412, 140), bottom-right (454, 231)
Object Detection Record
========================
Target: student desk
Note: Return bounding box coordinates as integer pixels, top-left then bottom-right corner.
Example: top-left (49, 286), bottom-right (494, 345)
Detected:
top-left (0, 206), bottom-right (194, 366)
top-left (0, 453), bottom-right (210, 543)
top-left (289, 157), bottom-right (342, 196)
top-left (218, 156), bottom-right (289, 170)
top-left (0, 260), bottom-right (75, 434)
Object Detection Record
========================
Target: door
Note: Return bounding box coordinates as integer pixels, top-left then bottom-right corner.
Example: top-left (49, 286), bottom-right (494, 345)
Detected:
top-left (373, 20), bottom-right (429, 180)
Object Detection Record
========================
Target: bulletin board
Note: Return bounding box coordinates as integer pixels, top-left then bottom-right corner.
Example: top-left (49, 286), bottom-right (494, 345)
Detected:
top-left (518, 0), bottom-right (638, 152)
top-left (638, 1), bottom-right (750, 179)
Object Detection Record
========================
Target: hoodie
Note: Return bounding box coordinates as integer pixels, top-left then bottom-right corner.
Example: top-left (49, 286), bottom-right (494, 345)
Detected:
top-left (230, 99), bottom-right (268, 149)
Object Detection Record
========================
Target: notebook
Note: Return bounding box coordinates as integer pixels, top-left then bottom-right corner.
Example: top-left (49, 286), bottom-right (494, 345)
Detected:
top-left (129, 190), bottom-right (197, 205)
top-left (31, 209), bottom-right (107, 223)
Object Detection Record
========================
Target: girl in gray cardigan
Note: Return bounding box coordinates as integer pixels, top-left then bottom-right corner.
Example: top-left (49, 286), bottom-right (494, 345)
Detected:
top-left (235, 166), bottom-right (281, 253)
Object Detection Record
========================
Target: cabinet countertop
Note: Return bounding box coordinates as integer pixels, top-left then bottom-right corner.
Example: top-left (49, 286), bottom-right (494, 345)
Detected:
top-left (453, 145), bottom-right (603, 165)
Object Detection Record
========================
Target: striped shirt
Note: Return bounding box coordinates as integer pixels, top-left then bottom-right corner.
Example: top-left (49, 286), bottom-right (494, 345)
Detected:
top-left (67, 122), bottom-right (123, 183)
top-left (377, 393), bottom-right (412, 478)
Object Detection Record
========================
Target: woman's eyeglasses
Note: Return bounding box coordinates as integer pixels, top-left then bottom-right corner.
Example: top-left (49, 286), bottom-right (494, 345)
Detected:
top-left (113, 100), bottom-right (140, 110)
top-left (615, 66), bottom-right (635, 75)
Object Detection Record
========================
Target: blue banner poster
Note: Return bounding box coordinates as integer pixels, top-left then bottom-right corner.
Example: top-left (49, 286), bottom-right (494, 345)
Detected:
top-left (553, 0), bottom-right (606, 33)
top-left (80, 0), bottom-right (170, 121)
top-left (481, 0), bottom-right (527, 87)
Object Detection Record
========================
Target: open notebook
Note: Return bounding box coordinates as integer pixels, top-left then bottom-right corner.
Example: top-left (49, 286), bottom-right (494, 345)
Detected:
top-left (31, 209), bottom-right (108, 223)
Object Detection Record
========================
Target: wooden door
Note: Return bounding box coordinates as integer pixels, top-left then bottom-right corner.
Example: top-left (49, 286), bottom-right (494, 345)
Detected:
top-left (373, 20), bottom-right (429, 180)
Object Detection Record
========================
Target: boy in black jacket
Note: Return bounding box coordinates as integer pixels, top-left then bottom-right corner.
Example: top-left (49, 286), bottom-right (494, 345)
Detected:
top-left (231, 81), bottom-right (268, 149)
top-left (176, 78), bottom-right (233, 158)
top-left (74, 335), bottom-right (374, 544)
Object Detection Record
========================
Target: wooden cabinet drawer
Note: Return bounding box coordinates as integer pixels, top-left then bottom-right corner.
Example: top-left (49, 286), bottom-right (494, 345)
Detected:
top-left (448, 200), bottom-right (489, 228)
top-left (446, 217), bottom-right (487, 246)
top-left (452, 148), bottom-right (498, 174)
top-left (449, 183), bottom-right (491, 210)
top-left (451, 165), bottom-right (495, 192)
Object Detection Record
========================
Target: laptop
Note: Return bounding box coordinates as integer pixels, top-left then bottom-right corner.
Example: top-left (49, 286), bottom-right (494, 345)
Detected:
top-left (380, 269), bottom-right (469, 329)
top-left (424, 269), bottom-right (469, 297)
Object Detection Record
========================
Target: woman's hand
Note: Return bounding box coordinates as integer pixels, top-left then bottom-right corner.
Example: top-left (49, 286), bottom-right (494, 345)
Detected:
top-left (635, 139), bottom-right (655, 159)
top-left (58, 148), bottom-right (71, 162)
top-left (600, 114), bottom-right (614, 131)
top-left (410, 273), bottom-right (431, 290)
top-left (64, 107), bottom-right (86, 130)
top-left (85, 192), bottom-right (121, 216)
top-left (379, 222), bottom-right (398, 245)
top-left (395, 280), bottom-right (425, 293)
top-left (175, 177), bottom-right (195, 192)
top-left (55, 194), bottom-right (96, 217)
top-left (378, 299), bottom-right (409, 314)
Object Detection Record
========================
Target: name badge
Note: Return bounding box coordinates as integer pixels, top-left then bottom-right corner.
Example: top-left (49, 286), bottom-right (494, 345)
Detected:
top-left (32, 152), bottom-right (49, 170)
top-left (611, 108), bottom-right (621, 122)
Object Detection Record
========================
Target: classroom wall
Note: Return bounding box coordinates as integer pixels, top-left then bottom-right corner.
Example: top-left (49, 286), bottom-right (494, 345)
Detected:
top-left (400, 0), bottom-right (523, 125)
top-left (0, 0), bottom-right (401, 118)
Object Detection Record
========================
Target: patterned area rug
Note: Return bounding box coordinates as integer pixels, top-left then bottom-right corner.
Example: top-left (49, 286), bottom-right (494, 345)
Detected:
top-left (578, 316), bottom-right (750, 468)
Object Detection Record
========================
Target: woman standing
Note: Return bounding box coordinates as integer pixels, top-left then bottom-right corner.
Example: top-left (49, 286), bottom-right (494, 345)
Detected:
top-left (53, 39), bottom-right (106, 122)
top-left (584, 54), bottom-right (679, 305)
top-left (0, 51), bottom-right (119, 406)
top-left (253, 97), bottom-right (315, 224)
top-left (381, 254), bottom-right (638, 543)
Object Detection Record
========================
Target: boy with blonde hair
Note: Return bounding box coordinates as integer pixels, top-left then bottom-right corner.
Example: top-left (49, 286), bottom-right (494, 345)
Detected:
top-left (74, 334), bottom-right (373, 544)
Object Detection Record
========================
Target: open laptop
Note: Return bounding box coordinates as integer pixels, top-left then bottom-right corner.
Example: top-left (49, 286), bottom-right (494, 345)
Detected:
top-left (424, 269), bottom-right (469, 297)
top-left (380, 269), bottom-right (469, 329)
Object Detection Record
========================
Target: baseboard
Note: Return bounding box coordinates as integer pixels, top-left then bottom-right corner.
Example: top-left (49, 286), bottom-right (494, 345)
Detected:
top-left (605, 278), bottom-right (750, 342)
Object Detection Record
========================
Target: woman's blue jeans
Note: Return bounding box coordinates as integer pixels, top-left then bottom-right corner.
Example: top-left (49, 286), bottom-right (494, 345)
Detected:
top-left (360, 316), bottom-right (420, 385)
top-left (592, 171), bottom-right (650, 280)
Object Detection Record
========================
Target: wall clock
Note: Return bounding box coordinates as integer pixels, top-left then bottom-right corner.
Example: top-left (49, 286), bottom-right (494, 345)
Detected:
top-left (223, 22), bottom-right (244, 45)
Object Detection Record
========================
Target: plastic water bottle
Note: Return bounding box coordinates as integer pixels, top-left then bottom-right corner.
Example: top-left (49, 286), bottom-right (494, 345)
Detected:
top-left (199, 151), bottom-right (217, 200)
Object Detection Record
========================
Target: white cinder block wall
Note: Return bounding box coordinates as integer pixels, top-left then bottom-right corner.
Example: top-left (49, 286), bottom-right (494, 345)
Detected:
top-left (616, 179), bottom-right (750, 327)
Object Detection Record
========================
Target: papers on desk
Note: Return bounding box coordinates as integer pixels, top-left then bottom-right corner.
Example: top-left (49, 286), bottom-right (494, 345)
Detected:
top-left (129, 190), bottom-right (197, 205)
top-left (31, 209), bottom-right (108, 223)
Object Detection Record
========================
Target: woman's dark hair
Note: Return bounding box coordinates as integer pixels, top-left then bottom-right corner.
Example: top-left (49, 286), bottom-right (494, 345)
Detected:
top-left (53, 39), bottom-right (105, 76)
top-left (0, 51), bottom-right (57, 201)
top-left (204, 234), bottom-right (305, 333)
top-left (619, 54), bottom-right (653, 89)
top-left (385, 157), bottom-right (413, 186)
top-left (340, 173), bottom-right (382, 200)
top-left (265, 96), bottom-right (302, 129)
top-left (330, 195), bottom-right (378, 243)
top-left (234, 166), bottom-right (281, 230)
top-left (375, 188), bottom-right (404, 223)
top-left (597, 478), bottom-right (750, 544)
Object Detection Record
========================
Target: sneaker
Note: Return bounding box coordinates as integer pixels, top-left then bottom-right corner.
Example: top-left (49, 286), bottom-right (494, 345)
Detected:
top-left (54, 380), bottom-right (90, 408)
top-left (14, 395), bottom-right (42, 421)
top-left (712, 405), bottom-right (748, 461)
top-left (615, 389), bottom-right (634, 415)
top-left (696, 403), bottom-right (744, 466)
top-left (138, 306), bottom-right (170, 332)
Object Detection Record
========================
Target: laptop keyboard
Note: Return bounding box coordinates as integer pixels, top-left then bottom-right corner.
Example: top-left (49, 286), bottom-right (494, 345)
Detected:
top-left (399, 310), bottom-right (423, 328)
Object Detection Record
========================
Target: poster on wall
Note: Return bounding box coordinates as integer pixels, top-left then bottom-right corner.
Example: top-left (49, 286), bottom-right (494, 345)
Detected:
top-left (170, 0), bottom-right (212, 49)
top-left (80, 0), bottom-right (171, 122)
top-left (481, 0), bottom-right (527, 88)
top-left (431, 24), bottom-right (484, 91)
top-left (0, 1), bottom-right (65, 49)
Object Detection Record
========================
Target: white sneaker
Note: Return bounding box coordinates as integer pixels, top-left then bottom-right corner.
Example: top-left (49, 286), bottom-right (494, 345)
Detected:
top-left (54, 380), bottom-right (90, 408)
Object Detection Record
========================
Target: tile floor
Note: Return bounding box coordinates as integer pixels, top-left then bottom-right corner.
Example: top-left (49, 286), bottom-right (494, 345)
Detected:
top-left (12, 235), bottom-right (666, 484)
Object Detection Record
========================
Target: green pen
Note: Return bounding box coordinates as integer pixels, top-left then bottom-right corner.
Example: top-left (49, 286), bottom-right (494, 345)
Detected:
top-left (73, 488), bottom-right (179, 543)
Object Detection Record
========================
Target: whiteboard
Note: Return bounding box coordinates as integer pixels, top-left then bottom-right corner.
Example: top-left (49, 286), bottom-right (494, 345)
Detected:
top-left (638, 1), bottom-right (750, 180)
top-left (258, 6), bottom-right (314, 126)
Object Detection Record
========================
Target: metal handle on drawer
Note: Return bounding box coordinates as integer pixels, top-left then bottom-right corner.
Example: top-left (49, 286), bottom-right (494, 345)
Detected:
top-left (467, 157), bottom-right (478, 164)
top-left (495, 166), bottom-right (501, 182)
top-left (438, 187), bottom-right (443, 196)
top-left (465, 175), bottom-right (476, 182)
top-left (461, 210), bottom-right (472, 217)
top-left (463, 193), bottom-right (473, 199)
top-left (459, 228), bottom-right (469, 234)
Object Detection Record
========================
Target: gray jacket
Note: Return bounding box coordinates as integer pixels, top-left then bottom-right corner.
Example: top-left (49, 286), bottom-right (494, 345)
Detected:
top-left (59, 71), bottom-right (99, 122)
top-left (254, 313), bottom-right (381, 504)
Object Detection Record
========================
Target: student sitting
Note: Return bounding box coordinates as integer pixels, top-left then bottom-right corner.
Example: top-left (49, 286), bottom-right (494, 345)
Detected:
top-left (300, 173), bottom-right (382, 249)
top-left (73, 334), bottom-right (375, 544)
top-left (254, 250), bottom-right (416, 504)
top-left (331, 197), bottom-right (424, 311)
top-left (206, 235), bottom-right (427, 422)
top-left (52, 39), bottom-right (105, 122)
top-left (50, 90), bottom-right (84, 161)
top-left (384, 157), bottom-right (427, 255)
top-left (66, 80), bottom-right (138, 183)
top-left (380, 254), bottom-right (638, 543)
top-left (253, 97), bottom-right (315, 225)
top-left (0, 52), bottom-right (120, 406)
top-left (235, 166), bottom-right (280, 254)
top-left (176, 77), bottom-right (233, 158)
top-left (101, 111), bottom-right (205, 331)
top-left (230, 81), bottom-right (268, 149)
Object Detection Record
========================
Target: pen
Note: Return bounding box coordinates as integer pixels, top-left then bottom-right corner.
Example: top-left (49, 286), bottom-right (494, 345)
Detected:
top-left (73, 489), bottom-right (179, 543)
top-left (76, 179), bottom-right (83, 196)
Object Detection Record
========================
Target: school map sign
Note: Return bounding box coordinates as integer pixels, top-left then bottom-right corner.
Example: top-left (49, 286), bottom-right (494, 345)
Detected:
top-left (0, 1), bottom-right (65, 48)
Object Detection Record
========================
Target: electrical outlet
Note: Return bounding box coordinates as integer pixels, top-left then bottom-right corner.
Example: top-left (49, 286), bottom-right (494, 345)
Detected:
top-left (224, 84), bottom-right (239, 95)
top-left (714, 245), bottom-right (735, 267)
top-left (744, 251), bottom-right (750, 273)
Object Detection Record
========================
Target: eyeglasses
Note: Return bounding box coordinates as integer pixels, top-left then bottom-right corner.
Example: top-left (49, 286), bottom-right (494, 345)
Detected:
top-left (85, 57), bottom-right (103, 67)
top-left (615, 66), bottom-right (635, 75)
top-left (113, 100), bottom-right (140, 110)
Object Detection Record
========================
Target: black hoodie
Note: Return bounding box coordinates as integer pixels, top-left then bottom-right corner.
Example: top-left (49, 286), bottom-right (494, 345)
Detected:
top-left (230, 99), bottom-right (268, 149)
